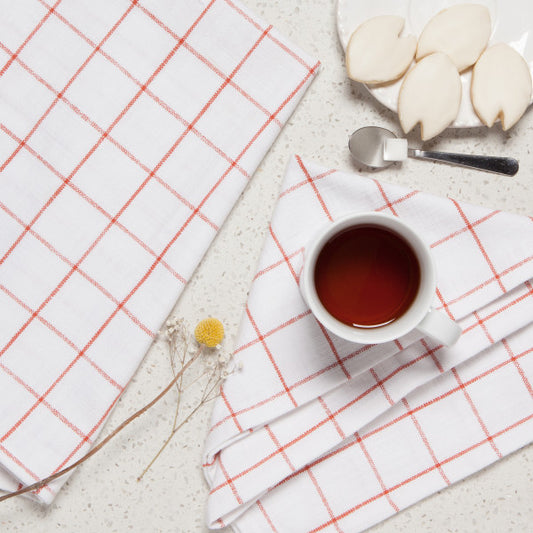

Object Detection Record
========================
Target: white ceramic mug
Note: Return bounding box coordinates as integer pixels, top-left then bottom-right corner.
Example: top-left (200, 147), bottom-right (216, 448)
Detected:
top-left (299, 212), bottom-right (461, 346)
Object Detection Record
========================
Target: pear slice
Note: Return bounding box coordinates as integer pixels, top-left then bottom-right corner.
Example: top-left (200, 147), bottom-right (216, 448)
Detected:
top-left (416, 4), bottom-right (491, 72)
top-left (471, 43), bottom-right (532, 130)
top-left (346, 15), bottom-right (416, 84)
top-left (398, 52), bottom-right (462, 141)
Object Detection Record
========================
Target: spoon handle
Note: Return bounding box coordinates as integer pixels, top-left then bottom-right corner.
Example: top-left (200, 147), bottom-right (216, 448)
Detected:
top-left (407, 148), bottom-right (519, 176)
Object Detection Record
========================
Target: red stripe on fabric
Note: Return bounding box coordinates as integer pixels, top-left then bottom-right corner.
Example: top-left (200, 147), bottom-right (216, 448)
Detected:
top-left (0, 282), bottom-right (122, 392)
top-left (452, 200), bottom-right (505, 292)
top-left (220, 388), bottom-right (243, 432)
top-left (245, 306), bottom-right (298, 408)
top-left (306, 466), bottom-right (343, 533)
top-left (256, 500), bottom-right (279, 532)
top-left (1, 1), bottom-right (138, 173)
top-left (373, 179), bottom-right (398, 217)
top-left (253, 248), bottom-right (304, 281)
top-left (474, 310), bottom-right (494, 343)
top-left (279, 168), bottom-right (419, 211)
top-left (402, 398), bottom-right (450, 485)
top-left (355, 431), bottom-right (399, 512)
top-left (0, 123), bottom-right (186, 284)
top-left (420, 338), bottom-right (444, 373)
top-left (295, 156), bottom-right (333, 222)
top-left (370, 368), bottom-right (394, 405)
top-left (318, 396), bottom-right (345, 439)
top-left (375, 190), bottom-right (420, 212)
top-left (0, 0), bottom-right (62, 77)
top-left (265, 424), bottom-right (296, 471)
top-left (268, 227), bottom-right (299, 282)
top-left (435, 288), bottom-right (454, 320)
top-left (316, 323), bottom-right (351, 380)
top-left (502, 338), bottom-right (533, 398)
top-left (430, 210), bottom-right (500, 249)
top-left (133, 1), bottom-right (283, 129)
top-left (36, 0), bottom-right (249, 181)
top-left (279, 169), bottom-right (337, 199)
top-left (218, 455), bottom-right (244, 505)
top-left (234, 310), bottom-right (311, 355)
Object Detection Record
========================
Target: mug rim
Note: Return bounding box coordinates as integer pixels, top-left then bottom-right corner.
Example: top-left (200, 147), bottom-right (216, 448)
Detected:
top-left (300, 212), bottom-right (436, 344)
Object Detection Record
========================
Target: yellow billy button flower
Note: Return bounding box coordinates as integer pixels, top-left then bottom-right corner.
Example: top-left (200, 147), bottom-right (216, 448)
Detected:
top-left (194, 318), bottom-right (225, 348)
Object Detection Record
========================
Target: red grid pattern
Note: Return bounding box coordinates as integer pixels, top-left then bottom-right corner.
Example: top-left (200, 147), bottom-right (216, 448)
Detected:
top-left (204, 157), bottom-right (533, 530)
top-left (0, 1), bottom-right (318, 501)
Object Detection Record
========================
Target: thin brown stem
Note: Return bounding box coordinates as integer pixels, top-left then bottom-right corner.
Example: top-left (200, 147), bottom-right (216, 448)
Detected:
top-left (137, 369), bottom-right (222, 481)
top-left (0, 347), bottom-right (202, 503)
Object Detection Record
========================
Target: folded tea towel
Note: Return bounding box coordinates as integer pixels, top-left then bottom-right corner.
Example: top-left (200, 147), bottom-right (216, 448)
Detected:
top-left (0, 1), bottom-right (318, 503)
top-left (204, 156), bottom-right (533, 531)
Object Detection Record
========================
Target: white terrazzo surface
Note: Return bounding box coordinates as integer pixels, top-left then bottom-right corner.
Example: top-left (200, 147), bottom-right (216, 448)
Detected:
top-left (1, 1), bottom-right (532, 532)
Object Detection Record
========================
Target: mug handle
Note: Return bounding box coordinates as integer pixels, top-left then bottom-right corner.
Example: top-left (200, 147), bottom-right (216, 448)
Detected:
top-left (416, 309), bottom-right (462, 347)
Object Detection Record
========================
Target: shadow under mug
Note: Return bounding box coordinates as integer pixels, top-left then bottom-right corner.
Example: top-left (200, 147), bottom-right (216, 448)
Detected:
top-left (299, 212), bottom-right (461, 346)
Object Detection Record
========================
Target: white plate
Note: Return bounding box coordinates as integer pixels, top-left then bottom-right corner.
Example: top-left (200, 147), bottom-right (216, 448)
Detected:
top-left (337, 0), bottom-right (533, 128)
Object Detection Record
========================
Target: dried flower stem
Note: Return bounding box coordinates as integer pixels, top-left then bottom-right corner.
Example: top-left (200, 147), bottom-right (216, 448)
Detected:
top-left (136, 351), bottom-right (221, 481)
top-left (0, 347), bottom-right (202, 504)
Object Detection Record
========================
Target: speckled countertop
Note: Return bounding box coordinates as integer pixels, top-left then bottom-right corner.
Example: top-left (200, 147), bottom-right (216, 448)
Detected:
top-left (1, 1), bottom-right (532, 532)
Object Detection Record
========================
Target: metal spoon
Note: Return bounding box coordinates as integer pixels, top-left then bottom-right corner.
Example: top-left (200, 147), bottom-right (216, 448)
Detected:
top-left (348, 126), bottom-right (519, 176)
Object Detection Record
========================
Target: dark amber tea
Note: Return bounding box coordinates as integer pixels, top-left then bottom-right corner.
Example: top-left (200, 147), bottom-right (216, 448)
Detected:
top-left (314, 225), bottom-right (420, 328)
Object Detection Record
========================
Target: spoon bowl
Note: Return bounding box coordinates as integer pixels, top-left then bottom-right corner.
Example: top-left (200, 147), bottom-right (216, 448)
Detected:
top-left (348, 126), bottom-right (398, 169)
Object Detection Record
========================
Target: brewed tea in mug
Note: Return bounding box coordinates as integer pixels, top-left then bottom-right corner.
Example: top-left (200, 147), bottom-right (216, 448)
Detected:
top-left (314, 225), bottom-right (420, 328)
top-left (299, 212), bottom-right (461, 346)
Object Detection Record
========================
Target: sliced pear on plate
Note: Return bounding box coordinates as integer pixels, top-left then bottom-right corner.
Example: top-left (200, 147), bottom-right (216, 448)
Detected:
top-left (416, 4), bottom-right (491, 72)
top-left (471, 43), bottom-right (532, 130)
top-left (346, 15), bottom-right (416, 84)
top-left (398, 52), bottom-right (462, 141)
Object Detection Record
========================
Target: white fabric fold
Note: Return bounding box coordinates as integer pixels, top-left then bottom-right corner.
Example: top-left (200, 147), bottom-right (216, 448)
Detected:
top-left (204, 156), bottom-right (533, 531)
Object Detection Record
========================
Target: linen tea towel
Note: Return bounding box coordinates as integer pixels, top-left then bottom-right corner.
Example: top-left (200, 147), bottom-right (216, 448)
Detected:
top-left (204, 156), bottom-right (533, 531)
top-left (0, 0), bottom-right (318, 503)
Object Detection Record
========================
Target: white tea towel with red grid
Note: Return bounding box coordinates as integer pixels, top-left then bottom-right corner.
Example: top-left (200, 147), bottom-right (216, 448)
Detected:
top-left (204, 156), bottom-right (533, 531)
top-left (0, 0), bottom-right (318, 503)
